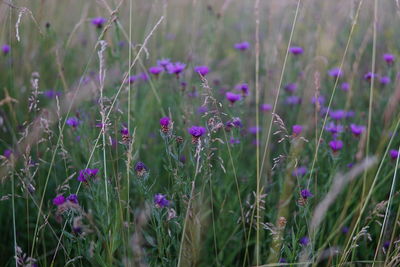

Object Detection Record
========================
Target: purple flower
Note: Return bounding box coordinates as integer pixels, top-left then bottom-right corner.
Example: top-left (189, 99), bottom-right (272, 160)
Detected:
top-left (293, 166), bottom-right (307, 176)
top-left (299, 236), bottom-right (310, 246)
top-left (341, 82), bottom-right (350, 91)
top-left (284, 83), bottom-right (298, 93)
top-left (67, 194), bottom-right (78, 204)
top-left (154, 193), bottom-right (170, 208)
top-left (166, 62), bottom-right (186, 75)
top-left (350, 124), bottom-right (365, 136)
top-left (300, 189), bottom-right (313, 199)
top-left (329, 110), bottom-right (346, 120)
top-left (53, 195), bottom-right (66, 206)
top-left (226, 117), bottom-right (243, 130)
top-left (383, 241), bottom-right (391, 250)
top-left (160, 117), bottom-right (171, 133)
top-left (325, 122), bottom-right (344, 135)
top-left (289, 46), bottom-right (303, 55)
top-left (135, 161), bottom-right (148, 177)
top-left (248, 126), bottom-right (260, 135)
top-left (149, 66), bottom-right (164, 75)
top-left (44, 90), bottom-right (62, 99)
top-left (389, 149), bottom-right (399, 160)
top-left (91, 17), bottom-right (107, 28)
top-left (229, 137), bottom-right (240, 144)
top-left (383, 53), bottom-right (395, 65)
top-left (139, 72), bottom-right (149, 81)
top-left (66, 117), bottom-right (80, 128)
top-left (364, 72), bottom-right (376, 81)
top-left (3, 149), bottom-right (12, 159)
top-left (194, 65), bottom-right (210, 76)
top-left (127, 75), bottom-right (137, 84)
top-left (328, 67), bottom-right (343, 78)
top-left (261, 104), bottom-right (272, 112)
top-left (285, 95), bottom-right (301, 105)
top-left (342, 226), bottom-right (349, 234)
top-left (235, 83), bottom-right (249, 96)
top-left (380, 76), bottom-right (391, 85)
top-left (188, 126), bottom-right (206, 137)
top-left (292, 125), bottom-right (303, 136)
top-left (77, 168), bottom-right (99, 183)
top-left (329, 139), bottom-right (343, 153)
top-left (121, 127), bottom-right (129, 136)
top-left (225, 92), bottom-right (242, 104)
top-left (197, 106), bottom-right (208, 114)
top-left (2, 44), bottom-right (10, 55)
top-left (311, 96), bottom-right (325, 106)
top-left (157, 58), bottom-right (171, 68)
top-left (234, 41), bottom-right (250, 51)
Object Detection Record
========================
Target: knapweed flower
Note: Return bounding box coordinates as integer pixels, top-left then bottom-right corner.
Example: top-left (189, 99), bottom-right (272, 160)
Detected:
top-left (350, 124), bottom-right (365, 136)
top-left (67, 194), bottom-right (78, 204)
top-left (166, 62), bottom-right (186, 75)
top-left (285, 95), bottom-right (301, 105)
top-left (77, 168), bottom-right (99, 183)
top-left (127, 75), bottom-right (137, 84)
top-left (342, 226), bottom-right (349, 234)
top-left (248, 126), bottom-right (260, 135)
top-left (53, 195), bottom-right (66, 206)
top-left (149, 66), bottom-right (164, 75)
top-left (139, 72), bottom-right (149, 81)
top-left (284, 83), bottom-right (298, 93)
top-left (383, 53), bottom-right (395, 65)
top-left (225, 92), bottom-right (242, 104)
top-left (91, 17), bottom-right (107, 28)
top-left (225, 117), bottom-right (243, 131)
top-left (194, 65), bottom-right (210, 76)
top-left (188, 126), bottom-right (207, 144)
top-left (292, 125), bottom-right (303, 136)
top-left (3, 149), bottom-right (12, 159)
top-left (389, 149), bottom-right (399, 160)
top-left (43, 90), bottom-right (62, 99)
top-left (329, 139), bottom-right (343, 153)
top-left (229, 137), bottom-right (240, 144)
top-left (341, 82), bottom-right (350, 91)
top-left (299, 236), bottom-right (310, 246)
top-left (380, 76), bottom-right (391, 85)
top-left (289, 46), bottom-right (303, 55)
top-left (157, 58), bottom-right (171, 68)
top-left (328, 67), bottom-right (343, 78)
top-left (234, 41), bottom-right (250, 51)
top-left (293, 166), bottom-right (307, 176)
top-left (235, 83), bottom-right (249, 96)
top-left (135, 161), bottom-right (148, 177)
top-left (261, 103), bottom-right (272, 112)
top-left (66, 117), bottom-right (80, 128)
top-left (2, 44), bottom-right (10, 55)
top-left (329, 110), bottom-right (346, 120)
top-left (154, 193), bottom-right (169, 208)
top-left (197, 106), bottom-right (208, 114)
top-left (325, 122), bottom-right (344, 135)
top-left (300, 189), bottom-right (313, 199)
top-left (364, 72), bottom-right (376, 81)
top-left (121, 127), bottom-right (130, 144)
top-left (311, 95), bottom-right (325, 106)
top-left (159, 116), bottom-right (171, 133)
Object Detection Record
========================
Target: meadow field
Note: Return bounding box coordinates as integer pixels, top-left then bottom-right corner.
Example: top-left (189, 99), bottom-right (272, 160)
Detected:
top-left (1, 0), bottom-right (400, 266)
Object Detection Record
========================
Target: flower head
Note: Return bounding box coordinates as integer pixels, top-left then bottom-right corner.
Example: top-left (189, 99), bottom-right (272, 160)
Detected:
top-left (380, 76), bottom-right (391, 85)
top-left (188, 126), bottom-right (206, 138)
top-left (289, 46), bottom-right (303, 55)
top-left (364, 72), bottom-right (376, 81)
top-left (66, 117), bottom-right (80, 128)
top-left (134, 161), bottom-right (148, 177)
top-left (166, 62), bottom-right (186, 75)
top-left (91, 17), bottom-right (107, 28)
top-left (3, 149), bottom-right (13, 159)
top-left (299, 236), bottom-right (310, 246)
top-left (325, 122), bottom-right (344, 135)
top-left (157, 58), bottom-right (171, 68)
top-left (284, 83), bottom-right (298, 93)
top-left (154, 193), bottom-right (170, 208)
top-left (77, 168), bottom-right (99, 183)
top-left (341, 82), bottom-right (350, 91)
top-left (292, 125), bottom-right (303, 136)
top-left (194, 65), bottom-right (210, 76)
top-left (67, 194), bottom-right (78, 204)
top-left (350, 124), bottom-right (365, 136)
top-left (44, 90), bottom-right (62, 99)
top-left (53, 195), bottom-right (66, 206)
top-left (261, 103), bottom-right (272, 112)
top-left (328, 67), bottom-right (343, 78)
top-left (329, 110), bottom-right (346, 120)
top-left (2, 44), bottom-right (10, 55)
top-left (235, 83), bottom-right (249, 96)
top-left (127, 75), bottom-right (137, 84)
top-left (300, 189), bottom-right (313, 199)
top-left (225, 92), bottom-right (242, 104)
top-left (389, 149), bottom-right (399, 160)
top-left (234, 41), bottom-right (250, 51)
top-left (383, 53), bottom-right (395, 64)
top-left (149, 66), bottom-right (164, 75)
top-left (293, 166), bottom-right (307, 176)
top-left (160, 117), bottom-right (171, 133)
top-left (285, 95), bottom-right (301, 105)
top-left (329, 139), bottom-right (343, 153)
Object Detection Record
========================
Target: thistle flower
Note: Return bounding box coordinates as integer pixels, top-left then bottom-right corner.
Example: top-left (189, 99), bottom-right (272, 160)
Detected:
top-left (311, 95), bottom-right (325, 106)
top-left (350, 124), bottom-right (365, 136)
top-left (235, 83), bottom-right (249, 96)
top-left (285, 95), bottom-right (301, 105)
top-left (135, 161), bottom-right (148, 177)
top-left (77, 168), bottom-right (99, 183)
top-left (293, 166), bottom-right (307, 176)
top-left (328, 67), bottom-right (343, 78)
top-left (300, 189), bottom-right (313, 199)
top-left (67, 194), bottom-right (78, 204)
top-left (160, 116), bottom-right (171, 133)
top-left (389, 149), bottom-right (399, 160)
top-left (91, 17), bottom-right (107, 28)
top-left (53, 195), bottom-right (66, 206)
top-left (325, 122), bottom-right (344, 135)
top-left (149, 66), bottom-right (164, 75)
top-left (380, 76), bottom-right (391, 85)
top-left (157, 58), bottom-right (171, 68)
top-left (292, 125), bottom-right (303, 136)
top-left (364, 72), bottom-right (376, 81)
top-left (66, 117), bottom-right (80, 128)
top-left (329, 139), bottom-right (343, 153)
top-left (188, 126), bottom-right (206, 144)
top-left (194, 65), bottom-right (210, 76)
top-left (234, 41), bottom-right (250, 51)
top-left (289, 46), bottom-right (303, 55)
top-left (383, 53), bottom-right (395, 65)
top-left (127, 75), bottom-right (137, 84)
top-left (226, 117), bottom-right (243, 130)
top-left (2, 44), bottom-right (10, 55)
top-left (284, 83), bottom-right (298, 93)
top-left (341, 82), bottom-right (350, 91)
top-left (225, 92), bottom-right (242, 104)
top-left (299, 236), bottom-right (310, 246)
top-left (3, 149), bottom-right (13, 159)
top-left (329, 110), bottom-right (346, 120)
top-left (166, 62), bottom-right (186, 75)
top-left (154, 193), bottom-right (169, 208)
top-left (139, 72), bottom-right (149, 81)
top-left (261, 104), bottom-right (272, 112)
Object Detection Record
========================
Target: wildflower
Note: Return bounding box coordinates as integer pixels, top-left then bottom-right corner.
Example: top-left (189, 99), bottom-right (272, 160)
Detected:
top-left (383, 241), bottom-right (390, 250)
top-left (225, 92), bottom-right (242, 104)
top-left (53, 195), bottom-right (66, 206)
top-left (166, 62), bottom-right (186, 75)
top-left (3, 149), bottom-right (13, 159)
top-left (154, 193), bottom-right (169, 208)
top-left (67, 194), bottom-right (78, 204)
top-left (139, 72), bottom-right (149, 81)
top-left (364, 72), bottom-right (376, 81)
top-left (235, 83), bottom-right (249, 96)
top-left (261, 103), bottom-right (272, 112)
top-left (91, 17), bottom-right (107, 28)
top-left (329, 110), bottom-right (346, 120)
top-left (2, 44), bottom-right (10, 55)
top-left (350, 124), bottom-right (365, 136)
top-left (127, 75), bottom-right (137, 84)
top-left (248, 126), bottom-right (260, 135)
top-left (197, 106), bottom-right (208, 114)
top-left (159, 116), bottom-right (171, 133)
top-left (66, 117), bottom-right (80, 128)
top-left (121, 127), bottom-right (130, 144)
top-left (292, 125), bottom-right (303, 136)
top-left (194, 65), bottom-right (210, 76)
top-left (300, 189), bottom-right (313, 199)
top-left (383, 53), bottom-right (395, 65)
top-left (285, 95), bottom-right (301, 105)
top-left (149, 66), bottom-right (164, 75)
top-left (328, 67), bottom-right (343, 78)
top-left (311, 95), bottom-right (325, 106)
top-left (229, 137), bottom-right (240, 144)
top-left (289, 46), bottom-right (303, 55)
top-left (135, 161), bottom-right (148, 177)
top-left (226, 117), bottom-right (243, 131)
top-left (188, 126), bottom-right (206, 144)
top-left (329, 139), bottom-right (343, 153)
top-left (43, 90), bottom-right (62, 99)
top-left (342, 226), bottom-right (349, 234)
top-left (293, 166), bottom-right (307, 176)
top-left (234, 41), bottom-right (250, 51)
top-left (325, 122), bottom-right (344, 136)
top-left (157, 58), bottom-right (171, 68)
top-left (341, 82), bottom-right (350, 91)
top-left (380, 76), bottom-right (391, 85)
top-left (299, 236), bottom-right (310, 246)
top-left (389, 149), bottom-right (399, 160)
top-left (279, 258), bottom-right (288, 263)
top-left (284, 83), bottom-right (298, 93)
top-left (77, 168), bottom-right (99, 183)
